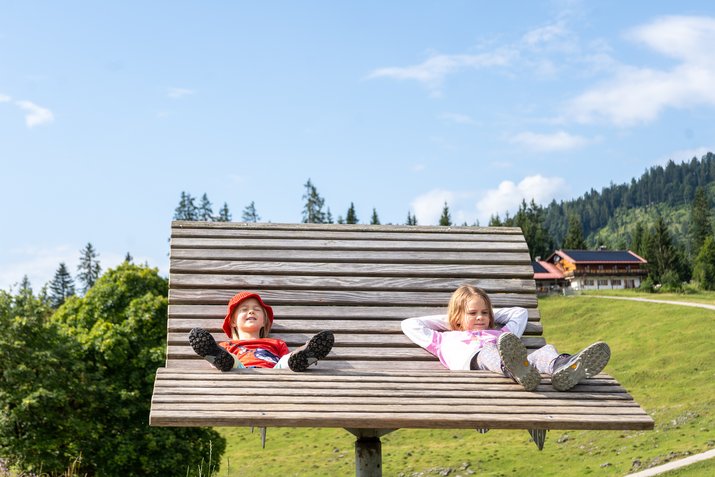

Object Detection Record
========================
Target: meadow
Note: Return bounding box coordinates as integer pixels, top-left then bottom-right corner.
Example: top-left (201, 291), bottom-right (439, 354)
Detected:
top-left (204, 294), bottom-right (714, 477)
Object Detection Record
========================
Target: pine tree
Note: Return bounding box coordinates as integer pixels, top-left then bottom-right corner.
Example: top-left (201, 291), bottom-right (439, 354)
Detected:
top-left (693, 236), bottom-right (715, 290)
top-left (370, 208), bottom-right (380, 225)
top-left (563, 214), bottom-right (586, 249)
top-left (489, 214), bottom-right (503, 226)
top-left (691, 186), bottom-right (712, 253)
top-left (302, 179), bottom-right (327, 223)
top-left (439, 202), bottom-right (452, 226)
top-left (174, 192), bottom-right (198, 221)
top-left (216, 202), bottom-right (232, 222)
top-left (241, 201), bottom-right (261, 222)
top-left (125, 252), bottom-right (133, 263)
top-left (48, 263), bottom-right (75, 308)
top-left (198, 193), bottom-right (214, 221)
top-left (346, 203), bottom-right (358, 224)
top-left (326, 208), bottom-right (334, 224)
top-left (77, 243), bottom-right (101, 294)
top-left (649, 216), bottom-right (681, 283)
top-left (406, 211), bottom-right (417, 226)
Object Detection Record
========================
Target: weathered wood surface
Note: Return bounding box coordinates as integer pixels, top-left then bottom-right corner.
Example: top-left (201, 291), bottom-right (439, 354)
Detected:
top-left (150, 221), bottom-right (654, 431)
top-left (150, 369), bottom-right (653, 430)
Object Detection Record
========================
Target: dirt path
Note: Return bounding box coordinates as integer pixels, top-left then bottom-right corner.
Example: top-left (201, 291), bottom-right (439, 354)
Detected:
top-left (586, 295), bottom-right (715, 311)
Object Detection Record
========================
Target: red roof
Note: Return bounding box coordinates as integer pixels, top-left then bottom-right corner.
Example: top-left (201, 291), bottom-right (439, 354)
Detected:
top-left (533, 260), bottom-right (564, 280)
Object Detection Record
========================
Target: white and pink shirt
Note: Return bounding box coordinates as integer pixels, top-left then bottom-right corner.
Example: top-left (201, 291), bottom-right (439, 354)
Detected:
top-left (401, 307), bottom-right (529, 370)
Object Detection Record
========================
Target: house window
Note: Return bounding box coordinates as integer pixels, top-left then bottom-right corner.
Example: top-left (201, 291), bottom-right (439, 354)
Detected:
top-left (598, 279), bottom-right (609, 286)
top-left (611, 279), bottom-right (622, 286)
top-left (584, 279), bottom-right (595, 286)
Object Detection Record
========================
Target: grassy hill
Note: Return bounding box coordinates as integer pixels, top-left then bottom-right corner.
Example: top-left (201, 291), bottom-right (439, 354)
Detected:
top-left (206, 295), bottom-right (715, 477)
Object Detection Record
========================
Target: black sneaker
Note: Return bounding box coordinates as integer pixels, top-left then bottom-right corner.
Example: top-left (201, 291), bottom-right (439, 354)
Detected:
top-left (189, 327), bottom-right (235, 372)
top-left (551, 341), bottom-right (610, 391)
top-left (288, 330), bottom-right (334, 372)
top-left (497, 332), bottom-right (540, 391)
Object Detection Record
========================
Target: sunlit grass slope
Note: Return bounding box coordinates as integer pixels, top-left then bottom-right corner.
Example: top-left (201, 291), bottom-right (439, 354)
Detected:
top-left (212, 296), bottom-right (715, 476)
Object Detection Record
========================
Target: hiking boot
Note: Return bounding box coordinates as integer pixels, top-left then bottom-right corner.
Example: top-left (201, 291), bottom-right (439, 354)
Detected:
top-left (551, 341), bottom-right (611, 391)
top-left (288, 330), bottom-right (334, 372)
top-left (497, 332), bottom-right (540, 391)
top-left (189, 327), bottom-right (235, 372)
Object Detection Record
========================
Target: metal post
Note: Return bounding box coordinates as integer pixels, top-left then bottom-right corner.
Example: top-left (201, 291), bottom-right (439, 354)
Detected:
top-left (355, 435), bottom-right (382, 477)
top-left (346, 428), bottom-right (396, 477)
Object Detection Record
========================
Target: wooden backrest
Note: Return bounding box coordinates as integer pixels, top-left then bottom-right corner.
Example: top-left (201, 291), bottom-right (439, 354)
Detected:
top-left (167, 221), bottom-right (544, 370)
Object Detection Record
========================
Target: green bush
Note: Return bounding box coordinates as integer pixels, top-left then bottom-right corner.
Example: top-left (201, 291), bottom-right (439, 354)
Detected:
top-left (0, 263), bottom-right (225, 476)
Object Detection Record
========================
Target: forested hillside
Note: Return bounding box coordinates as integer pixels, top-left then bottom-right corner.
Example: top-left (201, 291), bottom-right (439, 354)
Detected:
top-left (543, 152), bottom-right (715, 248)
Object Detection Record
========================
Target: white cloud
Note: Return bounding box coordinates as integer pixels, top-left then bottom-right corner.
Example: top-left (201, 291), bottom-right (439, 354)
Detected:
top-left (438, 112), bottom-right (477, 125)
top-left (660, 146), bottom-right (714, 165)
top-left (15, 100), bottom-right (54, 127)
top-left (411, 189), bottom-right (457, 225)
top-left (0, 94), bottom-right (11, 102)
top-left (510, 130), bottom-right (591, 152)
top-left (411, 164), bottom-right (426, 173)
top-left (0, 245), bottom-right (161, 292)
top-left (367, 49), bottom-right (515, 95)
top-left (0, 245), bottom-right (77, 291)
top-left (167, 87), bottom-right (195, 99)
top-left (476, 175), bottom-right (569, 222)
top-left (567, 16), bottom-right (715, 126)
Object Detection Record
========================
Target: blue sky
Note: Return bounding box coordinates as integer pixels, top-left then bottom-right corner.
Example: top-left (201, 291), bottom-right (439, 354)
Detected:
top-left (3, 0), bottom-right (715, 291)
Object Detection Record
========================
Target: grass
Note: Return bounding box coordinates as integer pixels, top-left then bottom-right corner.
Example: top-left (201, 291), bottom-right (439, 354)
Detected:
top-left (209, 295), bottom-right (715, 476)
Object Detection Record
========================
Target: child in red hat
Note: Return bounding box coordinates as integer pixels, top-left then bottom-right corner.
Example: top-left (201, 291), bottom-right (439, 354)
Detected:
top-left (189, 291), bottom-right (334, 372)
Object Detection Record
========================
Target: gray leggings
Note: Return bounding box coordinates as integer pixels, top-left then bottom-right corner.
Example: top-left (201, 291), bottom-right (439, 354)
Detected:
top-left (472, 343), bottom-right (560, 375)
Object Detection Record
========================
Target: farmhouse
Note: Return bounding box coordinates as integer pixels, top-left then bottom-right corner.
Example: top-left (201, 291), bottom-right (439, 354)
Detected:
top-left (541, 249), bottom-right (648, 292)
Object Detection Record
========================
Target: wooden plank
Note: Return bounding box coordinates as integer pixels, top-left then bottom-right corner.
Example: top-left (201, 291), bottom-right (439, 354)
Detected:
top-left (171, 221), bottom-right (525, 237)
top-left (167, 305), bottom-right (542, 321)
top-left (166, 321), bottom-right (544, 336)
top-left (166, 325), bottom-right (545, 345)
top-left (151, 402), bottom-right (646, 416)
top-left (171, 248), bottom-right (530, 265)
top-left (168, 339), bottom-right (549, 360)
top-left (150, 409), bottom-right (654, 430)
top-left (170, 260), bottom-right (535, 278)
top-left (168, 275), bottom-right (537, 293)
top-left (171, 237), bottom-right (529, 252)
top-left (168, 289), bottom-right (538, 307)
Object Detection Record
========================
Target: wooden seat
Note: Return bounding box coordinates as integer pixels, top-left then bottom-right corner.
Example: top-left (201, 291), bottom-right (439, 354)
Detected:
top-left (150, 221), bottom-right (653, 474)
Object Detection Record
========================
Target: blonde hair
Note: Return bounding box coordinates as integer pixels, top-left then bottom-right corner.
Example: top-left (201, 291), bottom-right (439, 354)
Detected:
top-left (447, 285), bottom-right (494, 331)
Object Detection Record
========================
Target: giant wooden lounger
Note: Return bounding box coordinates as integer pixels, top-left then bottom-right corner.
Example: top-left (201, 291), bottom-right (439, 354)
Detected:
top-left (150, 221), bottom-right (654, 476)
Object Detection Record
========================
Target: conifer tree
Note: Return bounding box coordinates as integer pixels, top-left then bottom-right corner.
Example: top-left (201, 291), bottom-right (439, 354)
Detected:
top-left (346, 203), bottom-right (359, 224)
top-left (198, 193), bottom-right (214, 221)
top-left (489, 214), bottom-right (503, 226)
top-left (406, 211), bottom-right (417, 225)
top-left (439, 202), bottom-right (452, 226)
top-left (693, 236), bottom-right (715, 290)
top-left (370, 208), bottom-right (380, 225)
top-left (174, 191), bottom-right (198, 221)
top-left (77, 243), bottom-right (101, 294)
top-left (125, 252), bottom-right (133, 263)
top-left (302, 179), bottom-right (327, 223)
top-left (48, 263), bottom-right (75, 308)
top-left (691, 186), bottom-right (712, 253)
top-left (563, 214), bottom-right (586, 249)
top-left (326, 207), bottom-right (334, 224)
top-left (241, 201), bottom-right (261, 222)
top-left (216, 202), bottom-right (232, 222)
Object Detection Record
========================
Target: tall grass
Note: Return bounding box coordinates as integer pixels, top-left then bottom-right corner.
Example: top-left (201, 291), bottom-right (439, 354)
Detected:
top-left (210, 295), bottom-right (714, 476)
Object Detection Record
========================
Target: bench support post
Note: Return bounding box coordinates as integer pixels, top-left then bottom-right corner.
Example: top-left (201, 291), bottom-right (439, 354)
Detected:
top-left (346, 428), bottom-right (396, 477)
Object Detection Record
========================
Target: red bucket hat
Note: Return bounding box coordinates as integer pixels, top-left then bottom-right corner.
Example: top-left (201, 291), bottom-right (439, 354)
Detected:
top-left (222, 291), bottom-right (275, 339)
